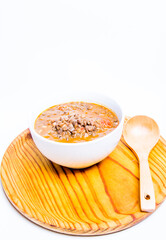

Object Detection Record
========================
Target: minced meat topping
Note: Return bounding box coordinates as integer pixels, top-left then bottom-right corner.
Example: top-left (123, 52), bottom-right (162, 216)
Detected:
top-left (35, 102), bottom-right (119, 143)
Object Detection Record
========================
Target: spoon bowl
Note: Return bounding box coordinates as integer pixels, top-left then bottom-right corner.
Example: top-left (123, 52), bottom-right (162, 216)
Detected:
top-left (123, 115), bottom-right (160, 154)
top-left (123, 115), bottom-right (160, 212)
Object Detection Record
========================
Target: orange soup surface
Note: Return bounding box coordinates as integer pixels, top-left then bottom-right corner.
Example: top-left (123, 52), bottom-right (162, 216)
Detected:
top-left (34, 102), bottom-right (119, 143)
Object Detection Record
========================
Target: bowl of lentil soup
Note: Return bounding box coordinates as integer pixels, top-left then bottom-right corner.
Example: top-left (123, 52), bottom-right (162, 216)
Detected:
top-left (29, 92), bottom-right (124, 168)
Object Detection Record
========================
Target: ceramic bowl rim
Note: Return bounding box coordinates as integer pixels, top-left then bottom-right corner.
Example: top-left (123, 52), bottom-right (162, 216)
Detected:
top-left (29, 92), bottom-right (125, 146)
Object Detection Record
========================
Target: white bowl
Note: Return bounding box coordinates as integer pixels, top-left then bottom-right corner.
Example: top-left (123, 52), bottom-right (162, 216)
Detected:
top-left (29, 92), bottom-right (124, 168)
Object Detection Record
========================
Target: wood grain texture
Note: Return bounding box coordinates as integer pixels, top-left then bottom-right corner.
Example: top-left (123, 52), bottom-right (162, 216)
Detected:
top-left (1, 122), bottom-right (166, 235)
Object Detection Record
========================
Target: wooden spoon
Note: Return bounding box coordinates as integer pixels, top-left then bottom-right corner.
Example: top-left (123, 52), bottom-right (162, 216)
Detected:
top-left (123, 115), bottom-right (160, 212)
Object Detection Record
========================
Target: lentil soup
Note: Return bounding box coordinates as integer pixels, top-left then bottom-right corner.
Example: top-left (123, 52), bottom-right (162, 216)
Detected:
top-left (34, 102), bottom-right (119, 143)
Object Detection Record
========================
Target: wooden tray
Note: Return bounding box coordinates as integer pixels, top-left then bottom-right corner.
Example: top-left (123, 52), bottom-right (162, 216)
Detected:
top-left (1, 125), bottom-right (166, 235)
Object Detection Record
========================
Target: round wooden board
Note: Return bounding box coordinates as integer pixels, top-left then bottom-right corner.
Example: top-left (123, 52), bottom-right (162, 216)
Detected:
top-left (1, 126), bottom-right (166, 235)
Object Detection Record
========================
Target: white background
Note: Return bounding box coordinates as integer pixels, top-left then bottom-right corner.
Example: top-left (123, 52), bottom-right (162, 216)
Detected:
top-left (0, 1), bottom-right (166, 240)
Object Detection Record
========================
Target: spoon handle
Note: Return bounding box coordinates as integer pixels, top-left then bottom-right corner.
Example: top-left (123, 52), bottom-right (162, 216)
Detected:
top-left (139, 155), bottom-right (155, 212)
